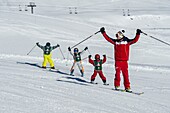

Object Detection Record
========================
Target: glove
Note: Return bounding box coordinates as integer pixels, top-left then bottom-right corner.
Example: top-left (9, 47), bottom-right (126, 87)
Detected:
top-left (36, 42), bottom-right (39, 45)
top-left (103, 55), bottom-right (106, 57)
top-left (57, 44), bottom-right (60, 47)
top-left (88, 55), bottom-right (92, 58)
top-left (68, 47), bottom-right (71, 51)
top-left (136, 29), bottom-right (142, 35)
top-left (100, 27), bottom-right (105, 33)
top-left (84, 47), bottom-right (88, 51)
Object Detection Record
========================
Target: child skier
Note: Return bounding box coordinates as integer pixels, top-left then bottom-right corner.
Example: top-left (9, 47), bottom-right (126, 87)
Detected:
top-left (68, 47), bottom-right (88, 77)
top-left (100, 27), bottom-right (141, 92)
top-left (88, 54), bottom-right (108, 85)
top-left (36, 42), bottom-right (59, 69)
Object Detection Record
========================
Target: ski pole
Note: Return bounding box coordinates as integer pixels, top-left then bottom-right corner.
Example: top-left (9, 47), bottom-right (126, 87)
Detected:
top-left (82, 57), bottom-right (88, 61)
top-left (66, 51), bottom-right (70, 66)
top-left (27, 45), bottom-right (36, 55)
top-left (71, 31), bottom-right (100, 49)
top-left (107, 56), bottom-right (114, 60)
top-left (59, 47), bottom-right (66, 59)
top-left (87, 49), bottom-right (91, 55)
top-left (142, 31), bottom-right (170, 47)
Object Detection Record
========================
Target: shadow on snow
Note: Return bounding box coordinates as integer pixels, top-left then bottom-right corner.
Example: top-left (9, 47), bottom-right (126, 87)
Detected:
top-left (17, 61), bottom-right (91, 86)
top-left (17, 62), bottom-right (41, 68)
top-left (56, 76), bottom-right (90, 86)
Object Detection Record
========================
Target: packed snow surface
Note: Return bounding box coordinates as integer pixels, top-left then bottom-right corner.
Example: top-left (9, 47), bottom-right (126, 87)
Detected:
top-left (0, 0), bottom-right (170, 113)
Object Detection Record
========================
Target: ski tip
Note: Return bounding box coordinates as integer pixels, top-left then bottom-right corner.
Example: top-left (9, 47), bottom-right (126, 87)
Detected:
top-left (103, 83), bottom-right (109, 86)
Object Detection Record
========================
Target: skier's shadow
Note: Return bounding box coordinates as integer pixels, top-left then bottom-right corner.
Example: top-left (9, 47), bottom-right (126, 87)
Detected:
top-left (57, 76), bottom-right (90, 86)
top-left (49, 69), bottom-right (70, 76)
top-left (17, 62), bottom-right (41, 68)
top-left (17, 62), bottom-right (90, 86)
top-left (17, 62), bottom-right (75, 76)
top-left (65, 76), bottom-right (89, 83)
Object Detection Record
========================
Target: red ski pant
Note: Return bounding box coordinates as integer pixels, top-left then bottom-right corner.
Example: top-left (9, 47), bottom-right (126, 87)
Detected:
top-left (91, 70), bottom-right (106, 82)
top-left (114, 61), bottom-right (130, 89)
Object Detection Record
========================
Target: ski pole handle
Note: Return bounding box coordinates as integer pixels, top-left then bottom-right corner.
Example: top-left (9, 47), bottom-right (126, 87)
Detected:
top-left (27, 45), bottom-right (36, 55)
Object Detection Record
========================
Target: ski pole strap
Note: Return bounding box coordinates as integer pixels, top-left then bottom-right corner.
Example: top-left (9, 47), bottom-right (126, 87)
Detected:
top-left (142, 31), bottom-right (170, 47)
top-left (27, 45), bottom-right (37, 55)
top-left (59, 47), bottom-right (66, 59)
top-left (71, 31), bottom-right (100, 49)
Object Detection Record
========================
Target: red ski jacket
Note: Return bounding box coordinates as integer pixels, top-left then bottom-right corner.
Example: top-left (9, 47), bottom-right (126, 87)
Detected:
top-left (102, 32), bottom-right (140, 61)
top-left (89, 56), bottom-right (106, 70)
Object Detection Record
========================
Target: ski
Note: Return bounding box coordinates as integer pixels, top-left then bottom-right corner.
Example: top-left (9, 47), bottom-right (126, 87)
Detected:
top-left (90, 82), bottom-right (110, 85)
top-left (43, 68), bottom-right (59, 72)
top-left (90, 82), bottom-right (98, 84)
top-left (112, 88), bottom-right (144, 95)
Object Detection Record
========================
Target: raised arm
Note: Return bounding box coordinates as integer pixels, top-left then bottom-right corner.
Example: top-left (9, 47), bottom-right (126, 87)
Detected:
top-left (68, 47), bottom-right (74, 56)
top-left (102, 55), bottom-right (106, 64)
top-left (88, 55), bottom-right (94, 65)
top-left (128, 29), bottom-right (141, 45)
top-left (79, 47), bottom-right (88, 55)
top-left (52, 44), bottom-right (60, 50)
top-left (36, 42), bottom-right (44, 49)
top-left (100, 27), bottom-right (116, 45)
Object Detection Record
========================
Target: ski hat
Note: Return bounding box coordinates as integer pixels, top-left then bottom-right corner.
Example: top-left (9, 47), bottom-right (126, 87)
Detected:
top-left (46, 42), bottom-right (51, 46)
top-left (95, 54), bottom-right (100, 60)
top-left (74, 48), bottom-right (79, 53)
top-left (116, 30), bottom-right (125, 39)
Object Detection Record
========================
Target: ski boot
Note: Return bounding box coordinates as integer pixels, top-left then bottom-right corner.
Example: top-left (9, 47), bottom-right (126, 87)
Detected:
top-left (115, 86), bottom-right (120, 91)
top-left (51, 66), bottom-right (55, 69)
top-left (125, 88), bottom-right (132, 93)
top-left (103, 81), bottom-right (109, 85)
top-left (90, 81), bottom-right (97, 84)
top-left (80, 70), bottom-right (84, 77)
top-left (42, 66), bottom-right (46, 69)
top-left (70, 69), bottom-right (74, 76)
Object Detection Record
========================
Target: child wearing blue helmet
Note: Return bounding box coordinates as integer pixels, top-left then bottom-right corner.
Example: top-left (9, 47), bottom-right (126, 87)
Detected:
top-left (68, 47), bottom-right (88, 77)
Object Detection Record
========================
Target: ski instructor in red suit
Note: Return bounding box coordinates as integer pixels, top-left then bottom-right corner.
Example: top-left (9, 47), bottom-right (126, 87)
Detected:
top-left (100, 27), bottom-right (141, 92)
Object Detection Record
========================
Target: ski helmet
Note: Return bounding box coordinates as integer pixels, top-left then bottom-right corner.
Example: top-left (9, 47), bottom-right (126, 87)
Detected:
top-left (74, 48), bottom-right (79, 53)
top-left (46, 42), bottom-right (51, 46)
top-left (95, 54), bottom-right (100, 60)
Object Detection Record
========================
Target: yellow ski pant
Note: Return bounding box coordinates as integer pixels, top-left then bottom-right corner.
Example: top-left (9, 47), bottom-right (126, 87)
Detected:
top-left (42, 54), bottom-right (54, 67)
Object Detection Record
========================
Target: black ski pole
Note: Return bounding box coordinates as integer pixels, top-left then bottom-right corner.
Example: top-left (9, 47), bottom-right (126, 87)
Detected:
top-left (142, 31), bottom-right (170, 47)
top-left (59, 47), bottom-right (66, 59)
top-left (71, 31), bottom-right (100, 49)
top-left (27, 45), bottom-right (36, 55)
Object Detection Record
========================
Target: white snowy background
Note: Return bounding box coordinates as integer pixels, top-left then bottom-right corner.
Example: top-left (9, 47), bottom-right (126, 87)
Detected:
top-left (0, 0), bottom-right (170, 113)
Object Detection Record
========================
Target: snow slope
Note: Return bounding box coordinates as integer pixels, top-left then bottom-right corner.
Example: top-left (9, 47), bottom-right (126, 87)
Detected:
top-left (0, 0), bottom-right (170, 113)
